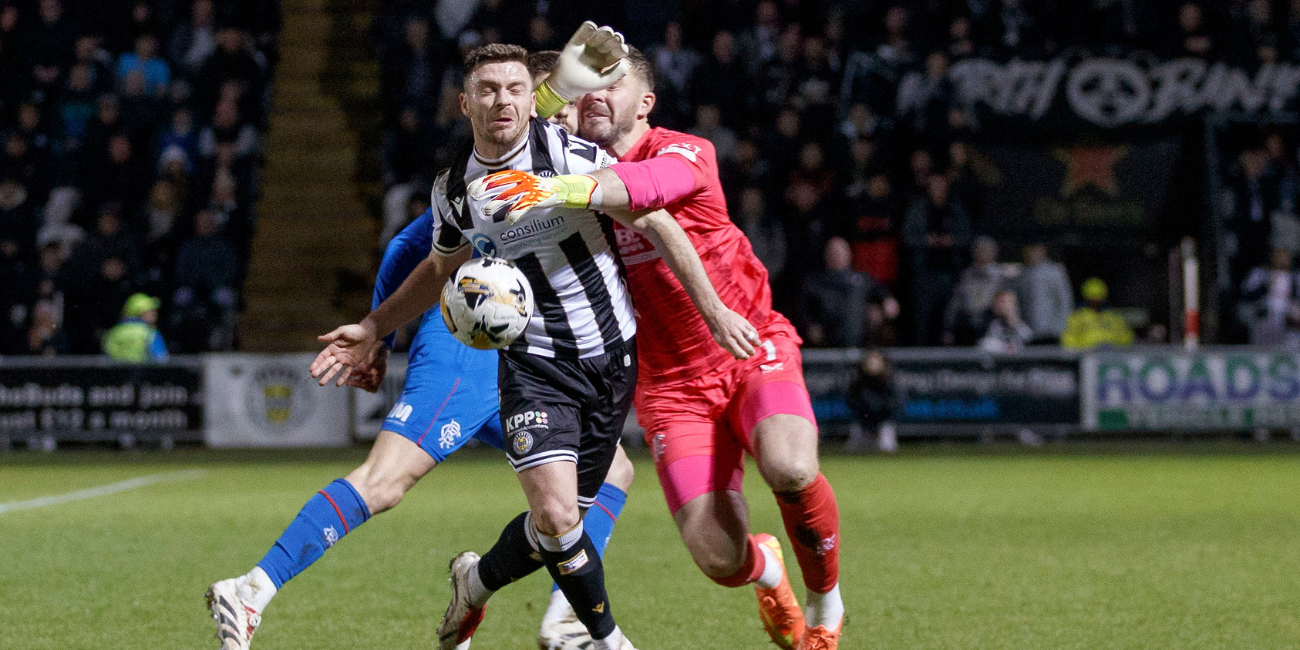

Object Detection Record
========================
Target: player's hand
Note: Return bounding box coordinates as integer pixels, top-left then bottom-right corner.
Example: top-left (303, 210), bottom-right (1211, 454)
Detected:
top-left (345, 345), bottom-right (389, 393)
top-left (536, 21), bottom-right (629, 117)
top-left (310, 320), bottom-right (381, 387)
top-left (704, 307), bottom-right (758, 360)
top-left (468, 170), bottom-right (597, 224)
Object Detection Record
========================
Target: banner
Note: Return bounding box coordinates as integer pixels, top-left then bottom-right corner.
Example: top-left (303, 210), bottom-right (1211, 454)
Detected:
top-left (978, 138), bottom-right (1181, 235)
top-left (0, 360), bottom-right (202, 440)
top-left (1083, 349), bottom-right (1300, 431)
top-left (891, 353), bottom-right (1080, 427)
top-left (894, 57), bottom-right (1300, 128)
top-left (204, 354), bottom-right (350, 447)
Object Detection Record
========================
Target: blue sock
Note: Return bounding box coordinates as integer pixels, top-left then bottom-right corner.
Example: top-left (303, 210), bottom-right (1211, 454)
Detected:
top-left (256, 479), bottom-right (371, 589)
top-left (552, 482), bottom-right (626, 593)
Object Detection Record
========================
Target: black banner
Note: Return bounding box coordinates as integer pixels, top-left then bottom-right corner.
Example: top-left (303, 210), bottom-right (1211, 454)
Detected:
top-left (977, 138), bottom-right (1182, 236)
top-left (0, 363), bottom-right (203, 440)
top-left (892, 356), bottom-right (1080, 426)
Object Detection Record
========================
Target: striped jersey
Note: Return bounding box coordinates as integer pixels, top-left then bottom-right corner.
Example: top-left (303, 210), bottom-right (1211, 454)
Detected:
top-left (431, 118), bottom-right (637, 360)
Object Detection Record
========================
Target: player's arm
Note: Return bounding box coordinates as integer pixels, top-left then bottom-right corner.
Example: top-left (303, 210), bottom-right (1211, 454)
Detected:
top-left (470, 153), bottom-right (700, 224)
top-left (312, 248), bottom-right (469, 387)
top-left (607, 208), bottom-right (756, 360)
top-left (345, 209), bottom-right (436, 392)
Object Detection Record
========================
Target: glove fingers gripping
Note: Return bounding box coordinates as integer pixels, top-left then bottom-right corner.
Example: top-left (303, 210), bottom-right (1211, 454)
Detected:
top-left (567, 20), bottom-right (598, 47)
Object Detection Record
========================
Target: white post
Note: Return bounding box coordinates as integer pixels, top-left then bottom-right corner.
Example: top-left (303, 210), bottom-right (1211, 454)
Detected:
top-left (1182, 238), bottom-right (1199, 350)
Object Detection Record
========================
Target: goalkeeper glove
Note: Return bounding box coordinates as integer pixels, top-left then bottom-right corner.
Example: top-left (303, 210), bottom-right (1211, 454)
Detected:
top-left (468, 170), bottom-right (600, 224)
top-left (535, 21), bottom-right (630, 119)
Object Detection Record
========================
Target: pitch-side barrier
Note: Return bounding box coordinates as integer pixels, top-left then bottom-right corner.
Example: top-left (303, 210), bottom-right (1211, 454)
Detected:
top-left (2, 347), bottom-right (1298, 448)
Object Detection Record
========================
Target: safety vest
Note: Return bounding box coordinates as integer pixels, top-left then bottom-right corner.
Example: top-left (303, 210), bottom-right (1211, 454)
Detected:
top-left (102, 319), bottom-right (168, 362)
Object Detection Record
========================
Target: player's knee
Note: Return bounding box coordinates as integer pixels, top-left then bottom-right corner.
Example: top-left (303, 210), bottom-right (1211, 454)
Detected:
top-left (688, 541), bottom-right (747, 579)
top-left (345, 467), bottom-right (410, 514)
top-left (531, 500), bottom-right (581, 537)
top-left (760, 454), bottom-right (819, 493)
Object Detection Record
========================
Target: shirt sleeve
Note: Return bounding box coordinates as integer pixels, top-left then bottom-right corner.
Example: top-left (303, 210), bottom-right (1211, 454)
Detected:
top-left (375, 208), bottom-right (435, 348)
top-left (431, 178), bottom-right (468, 257)
top-left (644, 135), bottom-right (717, 194)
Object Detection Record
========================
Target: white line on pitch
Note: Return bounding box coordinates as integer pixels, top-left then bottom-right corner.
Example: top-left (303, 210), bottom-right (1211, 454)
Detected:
top-left (0, 469), bottom-right (208, 515)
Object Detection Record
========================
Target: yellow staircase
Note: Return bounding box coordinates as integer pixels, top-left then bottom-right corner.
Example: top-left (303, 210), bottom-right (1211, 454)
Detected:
top-left (240, 0), bottom-right (382, 351)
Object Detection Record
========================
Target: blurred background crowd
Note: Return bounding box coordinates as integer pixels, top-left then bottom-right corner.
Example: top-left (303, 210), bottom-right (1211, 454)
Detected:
top-left (0, 0), bottom-right (280, 356)
top-left (6, 0), bottom-right (1300, 360)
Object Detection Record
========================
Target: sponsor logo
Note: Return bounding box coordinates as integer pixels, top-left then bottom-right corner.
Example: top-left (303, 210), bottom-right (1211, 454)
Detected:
top-left (651, 433), bottom-right (666, 462)
top-left (500, 214), bottom-right (566, 243)
top-left (557, 549), bottom-right (589, 575)
top-left (245, 365), bottom-right (313, 430)
top-left (470, 233), bottom-right (498, 257)
top-left (656, 143), bottom-right (701, 162)
top-left (513, 430), bottom-right (533, 455)
top-left (506, 410), bottom-right (549, 432)
top-left (439, 420), bottom-right (461, 449)
top-left (387, 401), bottom-right (413, 423)
top-left (323, 526), bottom-right (339, 548)
top-left (592, 601), bottom-right (605, 614)
top-left (818, 534), bottom-right (838, 556)
top-left (760, 363), bottom-right (785, 373)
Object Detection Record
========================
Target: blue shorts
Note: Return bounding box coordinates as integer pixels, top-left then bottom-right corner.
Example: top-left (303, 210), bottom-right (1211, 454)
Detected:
top-left (383, 308), bottom-right (503, 462)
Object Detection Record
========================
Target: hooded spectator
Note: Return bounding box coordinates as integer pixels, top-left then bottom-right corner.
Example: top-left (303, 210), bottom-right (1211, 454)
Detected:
top-left (1061, 278), bottom-right (1134, 349)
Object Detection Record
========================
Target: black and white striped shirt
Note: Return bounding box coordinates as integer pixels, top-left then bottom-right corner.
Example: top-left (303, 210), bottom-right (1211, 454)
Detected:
top-left (431, 118), bottom-right (637, 359)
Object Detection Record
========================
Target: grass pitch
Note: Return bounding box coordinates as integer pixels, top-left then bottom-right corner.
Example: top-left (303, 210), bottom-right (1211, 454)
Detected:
top-left (1, 446), bottom-right (1298, 649)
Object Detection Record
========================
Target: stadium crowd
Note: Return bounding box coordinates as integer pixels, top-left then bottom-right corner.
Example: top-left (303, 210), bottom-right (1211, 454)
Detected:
top-left (0, 0), bottom-right (280, 356)
top-left (374, 0), bottom-right (1300, 349)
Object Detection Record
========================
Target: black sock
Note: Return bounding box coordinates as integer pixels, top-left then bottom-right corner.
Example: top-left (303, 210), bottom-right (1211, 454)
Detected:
top-left (538, 528), bottom-right (617, 640)
top-left (477, 512), bottom-right (545, 592)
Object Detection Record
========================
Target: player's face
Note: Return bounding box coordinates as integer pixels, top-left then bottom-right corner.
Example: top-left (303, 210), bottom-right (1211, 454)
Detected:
top-left (461, 61), bottom-right (533, 151)
top-left (578, 73), bottom-right (651, 148)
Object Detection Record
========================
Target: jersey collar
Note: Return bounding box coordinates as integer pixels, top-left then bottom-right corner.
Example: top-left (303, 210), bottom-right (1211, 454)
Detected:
top-left (473, 134), bottom-right (528, 170)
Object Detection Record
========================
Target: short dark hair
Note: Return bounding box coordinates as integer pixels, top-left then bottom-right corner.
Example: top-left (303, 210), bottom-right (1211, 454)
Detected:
top-left (625, 45), bottom-right (655, 92)
top-left (462, 43), bottom-right (530, 78)
top-left (528, 50), bottom-right (560, 79)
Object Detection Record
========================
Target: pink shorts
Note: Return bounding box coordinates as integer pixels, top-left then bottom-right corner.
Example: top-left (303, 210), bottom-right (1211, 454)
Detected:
top-left (637, 324), bottom-right (817, 514)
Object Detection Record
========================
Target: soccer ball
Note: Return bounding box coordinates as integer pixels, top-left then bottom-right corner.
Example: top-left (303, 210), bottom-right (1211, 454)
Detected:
top-left (441, 257), bottom-right (533, 350)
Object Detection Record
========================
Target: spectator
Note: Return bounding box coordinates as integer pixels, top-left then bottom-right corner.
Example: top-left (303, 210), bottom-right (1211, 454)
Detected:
top-left (0, 176), bottom-right (38, 264)
top-left (198, 100), bottom-right (257, 161)
top-left (57, 63), bottom-right (98, 152)
top-left (169, 0), bottom-right (217, 74)
top-left (1061, 278), bottom-right (1134, 349)
top-left (83, 133), bottom-right (150, 216)
top-left (691, 31), bottom-right (749, 129)
top-left (1238, 247), bottom-right (1300, 346)
top-left (1013, 243), bottom-right (1073, 343)
top-left (735, 187), bottom-right (786, 280)
top-left (171, 209), bottom-right (238, 351)
top-left (648, 22), bottom-right (699, 129)
top-left (979, 289), bottom-right (1034, 354)
top-left (116, 33), bottom-right (170, 95)
top-left (103, 292), bottom-right (168, 362)
top-left (21, 0), bottom-right (76, 98)
top-left (25, 298), bottom-right (69, 356)
top-left (381, 17), bottom-right (441, 119)
top-left (159, 108), bottom-right (199, 164)
top-left (903, 174), bottom-right (972, 345)
top-left (194, 27), bottom-right (264, 118)
top-left (688, 104), bottom-right (737, 162)
top-left (944, 236), bottom-right (1009, 346)
top-left (803, 237), bottom-right (898, 348)
top-left (846, 348), bottom-right (897, 453)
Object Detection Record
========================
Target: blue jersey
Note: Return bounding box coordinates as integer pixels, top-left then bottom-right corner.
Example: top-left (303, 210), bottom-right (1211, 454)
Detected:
top-left (375, 209), bottom-right (503, 461)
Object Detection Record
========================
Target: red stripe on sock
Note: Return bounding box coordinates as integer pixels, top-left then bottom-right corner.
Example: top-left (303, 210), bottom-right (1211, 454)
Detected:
top-left (774, 473), bottom-right (840, 594)
top-left (318, 490), bottom-right (350, 534)
top-left (415, 378), bottom-right (460, 447)
top-left (590, 500), bottom-right (617, 522)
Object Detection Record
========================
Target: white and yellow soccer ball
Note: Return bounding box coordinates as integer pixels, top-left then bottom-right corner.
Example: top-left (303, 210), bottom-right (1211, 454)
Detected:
top-left (441, 257), bottom-right (533, 350)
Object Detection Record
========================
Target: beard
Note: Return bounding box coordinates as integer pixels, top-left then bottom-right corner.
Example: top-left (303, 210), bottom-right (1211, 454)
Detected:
top-left (581, 111), bottom-right (635, 149)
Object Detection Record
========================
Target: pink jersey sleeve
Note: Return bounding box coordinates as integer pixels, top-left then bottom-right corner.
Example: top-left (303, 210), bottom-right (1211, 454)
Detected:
top-left (609, 135), bottom-right (718, 211)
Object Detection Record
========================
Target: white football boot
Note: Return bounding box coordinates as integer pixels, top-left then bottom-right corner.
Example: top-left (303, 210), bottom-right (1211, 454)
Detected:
top-left (537, 602), bottom-right (593, 650)
top-left (438, 552), bottom-right (488, 650)
top-left (206, 577), bottom-right (263, 649)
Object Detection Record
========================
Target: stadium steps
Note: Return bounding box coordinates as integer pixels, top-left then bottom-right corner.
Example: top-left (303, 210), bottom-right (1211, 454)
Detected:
top-left (239, 0), bottom-right (378, 352)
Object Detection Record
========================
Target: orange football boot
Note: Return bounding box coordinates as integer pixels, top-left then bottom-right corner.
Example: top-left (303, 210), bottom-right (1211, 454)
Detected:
top-left (753, 534), bottom-right (806, 649)
top-left (798, 621), bottom-right (843, 650)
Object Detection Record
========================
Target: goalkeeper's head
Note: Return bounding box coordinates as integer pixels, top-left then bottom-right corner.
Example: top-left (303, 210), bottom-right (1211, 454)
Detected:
top-left (577, 46), bottom-right (654, 152)
top-left (460, 43), bottom-right (534, 151)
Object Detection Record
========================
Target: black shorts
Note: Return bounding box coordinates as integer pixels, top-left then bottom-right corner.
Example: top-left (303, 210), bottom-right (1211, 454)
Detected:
top-left (498, 339), bottom-right (637, 509)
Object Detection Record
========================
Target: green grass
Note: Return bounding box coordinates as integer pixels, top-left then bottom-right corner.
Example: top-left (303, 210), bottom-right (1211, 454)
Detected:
top-left (1, 447), bottom-right (1298, 649)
